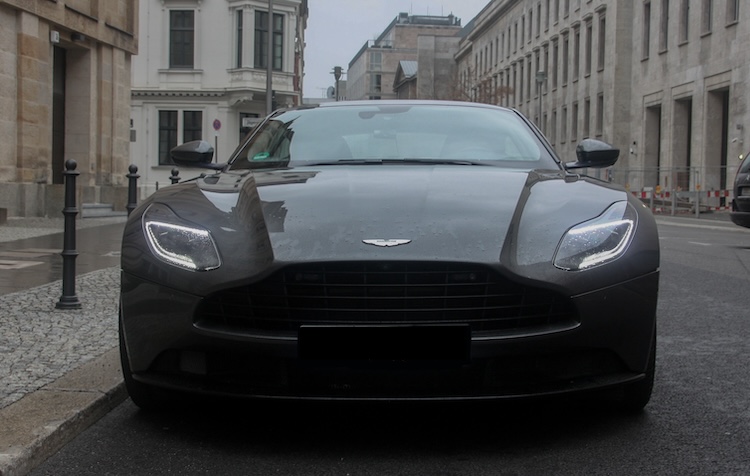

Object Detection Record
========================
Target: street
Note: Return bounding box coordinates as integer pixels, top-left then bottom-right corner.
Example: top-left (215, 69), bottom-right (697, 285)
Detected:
top-left (27, 215), bottom-right (750, 475)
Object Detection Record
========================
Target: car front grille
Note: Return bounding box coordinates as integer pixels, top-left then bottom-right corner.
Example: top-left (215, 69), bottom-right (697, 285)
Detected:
top-left (196, 262), bottom-right (578, 333)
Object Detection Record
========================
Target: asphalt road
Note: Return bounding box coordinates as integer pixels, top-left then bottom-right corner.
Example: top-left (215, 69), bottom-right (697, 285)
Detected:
top-left (29, 216), bottom-right (750, 475)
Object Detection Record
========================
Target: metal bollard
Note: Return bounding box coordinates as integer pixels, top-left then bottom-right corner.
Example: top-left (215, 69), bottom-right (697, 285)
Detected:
top-left (170, 168), bottom-right (180, 184)
top-left (126, 164), bottom-right (139, 216)
top-left (56, 160), bottom-right (82, 310)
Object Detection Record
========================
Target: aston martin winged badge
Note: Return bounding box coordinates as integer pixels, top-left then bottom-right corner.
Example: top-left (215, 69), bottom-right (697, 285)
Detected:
top-left (362, 239), bottom-right (412, 247)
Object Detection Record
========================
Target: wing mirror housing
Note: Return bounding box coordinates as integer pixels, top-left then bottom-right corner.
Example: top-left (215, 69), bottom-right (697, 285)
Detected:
top-left (565, 139), bottom-right (620, 170)
top-left (170, 140), bottom-right (225, 170)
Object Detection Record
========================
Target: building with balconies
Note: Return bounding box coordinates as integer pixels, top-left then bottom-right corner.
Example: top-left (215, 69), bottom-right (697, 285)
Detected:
top-left (129, 0), bottom-right (307, 196)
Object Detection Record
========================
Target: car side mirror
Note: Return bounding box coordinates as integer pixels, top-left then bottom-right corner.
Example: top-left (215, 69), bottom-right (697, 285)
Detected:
top-left (170, 140), bottom-right (225, 170)
top-left (565, 139), bottom-right (619, 170)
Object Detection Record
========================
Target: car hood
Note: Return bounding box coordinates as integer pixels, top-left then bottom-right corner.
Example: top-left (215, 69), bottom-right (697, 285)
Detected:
top-left (194, 165), bottom-right (626, 265)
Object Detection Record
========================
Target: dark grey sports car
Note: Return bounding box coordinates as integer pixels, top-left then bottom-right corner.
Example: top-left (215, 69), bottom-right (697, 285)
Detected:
top-left (119, 100), bottom-right (659, 411)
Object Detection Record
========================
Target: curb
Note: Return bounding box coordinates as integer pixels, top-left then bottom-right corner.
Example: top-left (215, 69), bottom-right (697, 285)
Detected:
top-left (0, 348), bottom-right (126, 476)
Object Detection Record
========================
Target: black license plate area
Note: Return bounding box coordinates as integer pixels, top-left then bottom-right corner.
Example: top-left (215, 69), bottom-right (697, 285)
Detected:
top-left (298, 325), bottom-right (470, 361)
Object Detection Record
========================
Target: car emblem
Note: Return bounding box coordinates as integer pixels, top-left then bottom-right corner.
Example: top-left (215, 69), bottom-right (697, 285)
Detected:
top-left (362, 239), bottom-right (412, 247)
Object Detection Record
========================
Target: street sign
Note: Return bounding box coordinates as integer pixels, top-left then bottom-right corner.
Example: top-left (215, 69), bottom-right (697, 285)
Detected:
top-left (213, 119), bottom-right (221, 131)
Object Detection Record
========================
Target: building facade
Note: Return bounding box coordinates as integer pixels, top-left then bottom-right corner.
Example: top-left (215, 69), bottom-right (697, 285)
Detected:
top-left (130, 0), bottom-right (307, 197)
top-left (629, 0), bottom-right (747, 197)
top-left (0, 0), bottom-right (138, 217)
top-left (456, 0), bottom-right (634, 174)
top-left (347, 12), bottom-right (463, 101)
top-left (454, 0), bottom-right (748, 205)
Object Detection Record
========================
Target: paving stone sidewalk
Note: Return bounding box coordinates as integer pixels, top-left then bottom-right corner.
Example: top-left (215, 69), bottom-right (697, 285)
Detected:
top-left (0, 266), bottom-right (120, 410)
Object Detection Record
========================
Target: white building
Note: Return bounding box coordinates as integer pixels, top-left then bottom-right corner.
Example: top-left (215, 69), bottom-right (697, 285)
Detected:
top-left (130, 0), bottom-right (307, 196)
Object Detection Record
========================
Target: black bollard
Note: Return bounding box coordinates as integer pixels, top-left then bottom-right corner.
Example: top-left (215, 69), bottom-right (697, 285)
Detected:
top-left (56, 159), bottom-right (82, 310)
top-left (126, 164), bottom-right (139, 216)
top-left (170, 168), bottom-right (180, 184)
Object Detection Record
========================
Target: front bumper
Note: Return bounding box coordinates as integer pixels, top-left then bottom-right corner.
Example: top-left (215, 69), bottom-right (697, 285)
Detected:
top-left (120, 270), bottom-right (658, 400)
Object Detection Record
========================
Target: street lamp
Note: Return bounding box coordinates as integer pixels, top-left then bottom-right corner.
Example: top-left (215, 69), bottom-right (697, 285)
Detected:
top-left (332, 66), bottom-right (343, 101)
top-left (535, 70), bottom-right (547, 130)
top-left (265, 0), bottom-right (274, 115)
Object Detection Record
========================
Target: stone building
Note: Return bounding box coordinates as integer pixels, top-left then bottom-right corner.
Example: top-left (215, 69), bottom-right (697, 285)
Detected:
top-left (129, 0), bottom-right (308, 197)
top-left (455, 0), bottom-right (748, 203)
top-left (0, 0), bottom-right (138, 217)
top-left (629, 0), bottom-right (746, 198)
top-left (456, 0), bottom-right (633, 175)
top-left (347, 12), bottom-right (464, 101)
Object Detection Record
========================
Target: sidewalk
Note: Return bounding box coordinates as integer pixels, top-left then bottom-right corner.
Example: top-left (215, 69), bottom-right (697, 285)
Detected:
top-left (0, 210), bottom-right (743, 475)
top-left (0, 217), bottom-right (127, 476)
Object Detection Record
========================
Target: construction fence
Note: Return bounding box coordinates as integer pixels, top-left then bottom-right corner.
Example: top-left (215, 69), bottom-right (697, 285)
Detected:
top-left (603, 165), bottom-right (740, 216)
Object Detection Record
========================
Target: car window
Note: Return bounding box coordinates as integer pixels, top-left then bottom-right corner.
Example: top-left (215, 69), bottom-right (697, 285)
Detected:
top-left (228, 104), bottom-right (558, 170)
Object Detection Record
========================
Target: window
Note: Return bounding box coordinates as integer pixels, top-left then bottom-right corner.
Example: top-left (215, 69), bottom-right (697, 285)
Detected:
top-left (537, 3), bottom-right (542, 37)
top-left (573, 27), bottom-right (580, 81)
top-left (660, 0), bottom-right (669, 51)
top-left (561, 106), bottom-right (568, 143)
top-left (371, 52), bottom-right (382, 71)
top-left (372, 74), bottom-right (382, 93)
top-left (584, 97), bottom-right (591, 138)
top-left (585, 20), bottom-right (592, 75)
top-left (545, 0), bottom-right (551, 30)
top-left (727, 0), bottom-right (739, 24)
top-left (598, 15), bottom-right (606, 71)
top-left (528, 10), bottom-right (533, 41)
top-left (680, 0), bottom-right (689, 42)
top-left (183, 111), bottom-right (203, 143)
top-left (158, 110), bottom-right (203, 165)
top-left (255, 11), bottom-right (283, 70)
top-left (643, 2), bottom-right (651, 59)
top-left (596, 93), bottom-right (604, 136)
top-left (551, 108), bottom-right (558, 144)
top-left (562, 33), bottom-right (569, 85)
top-left (572, 101), bottom-right (578, 140)
top-left (552, 39), bottom-right (559, 89)
top-left (236, 10), bottom-right (243, 68)
top-left (702, 0), bottom-right (712, 34)
top-left (527, 56), bottom-right (533, 101)
top-left (169, 10), bottom-right (194, 69)
top-left (159, 111), bottom-right (177, 165)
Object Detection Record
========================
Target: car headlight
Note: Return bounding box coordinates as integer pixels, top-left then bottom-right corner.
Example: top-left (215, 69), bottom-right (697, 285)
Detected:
top-left (554, 201), bottom-right (636, 271)
top-left (142, 203), bottom-right (221, 271)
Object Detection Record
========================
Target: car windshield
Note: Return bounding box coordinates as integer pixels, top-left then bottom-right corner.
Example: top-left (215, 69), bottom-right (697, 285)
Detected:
top-left (227, 103), bottom-right (559, 171)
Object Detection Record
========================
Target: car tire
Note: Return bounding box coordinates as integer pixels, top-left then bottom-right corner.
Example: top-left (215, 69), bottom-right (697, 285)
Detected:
top-left (617, 327), bottom-right (656, 413)
top-left (118, 312), bottom-right (173, 411)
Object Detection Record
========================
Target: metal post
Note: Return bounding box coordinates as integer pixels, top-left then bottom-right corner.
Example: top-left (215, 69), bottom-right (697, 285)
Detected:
top-left (170, 168), bottom-right (181, 184)
top-left (695, 168), bottom-right (700, 218)
top-left (333, 66), bottom-right (343, 101)
top-left (126, 164), bottom-right (139, 216)
top-left (266, 0), bottom-right (274, 115)
top-left (56, 159), bottom-right (81, 310)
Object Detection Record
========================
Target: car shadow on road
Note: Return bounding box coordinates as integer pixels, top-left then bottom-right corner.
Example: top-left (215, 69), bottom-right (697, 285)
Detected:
top-left (128, 394), bottom-right (651, 456)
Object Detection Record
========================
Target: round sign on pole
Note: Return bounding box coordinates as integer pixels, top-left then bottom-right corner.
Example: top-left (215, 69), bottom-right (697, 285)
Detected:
top-left (213, 119), bottom-right (221, 131)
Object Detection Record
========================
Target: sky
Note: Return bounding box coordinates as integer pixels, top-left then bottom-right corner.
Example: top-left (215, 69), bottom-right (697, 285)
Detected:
top-left (302, 0), bottom-right (491, 99)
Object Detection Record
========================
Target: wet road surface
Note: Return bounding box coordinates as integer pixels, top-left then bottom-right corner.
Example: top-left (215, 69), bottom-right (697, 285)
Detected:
top-left (0, 222), bottom-right (125, 296)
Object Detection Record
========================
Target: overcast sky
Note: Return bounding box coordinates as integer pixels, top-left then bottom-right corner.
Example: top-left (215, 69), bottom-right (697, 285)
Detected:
top-left (302, 0), bottom-right (491, 99)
